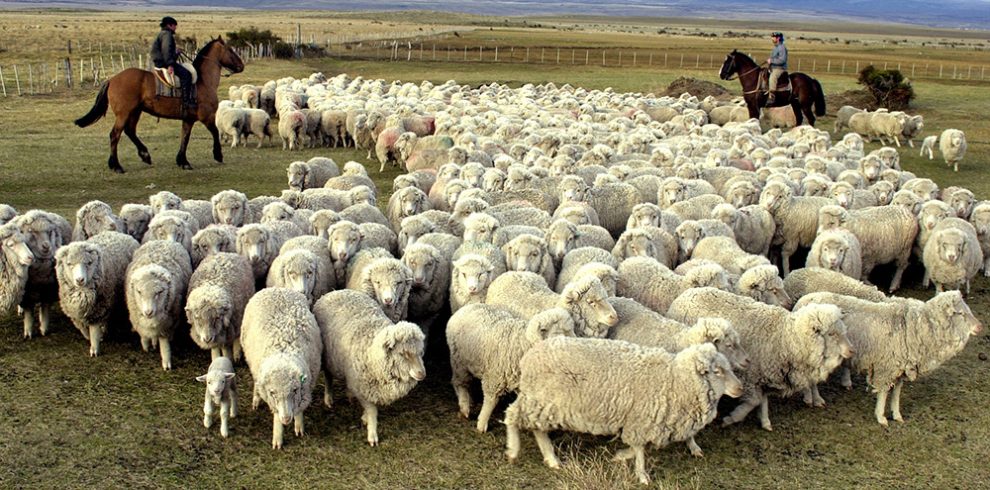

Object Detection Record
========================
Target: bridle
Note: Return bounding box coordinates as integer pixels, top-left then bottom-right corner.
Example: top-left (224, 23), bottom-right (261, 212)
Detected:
top-left (723, 55), bottom-right (762, 81)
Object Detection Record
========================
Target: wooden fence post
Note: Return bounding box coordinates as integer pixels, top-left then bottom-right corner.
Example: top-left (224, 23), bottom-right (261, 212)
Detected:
top-left (603, 50), bottom-right (606, 66)
top-left (29, 63), bottom-right (34, 94)
top-left (14, 64), bottom-right (21, 95)
top-left (679, 54), bottom-right (683, 67)
top-left (0, 65), bottom-right (6, 97)
top-left (494, 46), bottom-right (498, 62)
top-left (556, 48), bottom-right (560, 64)
top-left (541, 47), bottom-right (545, 63)
top-left (585, 50), bottom-right (589, 65)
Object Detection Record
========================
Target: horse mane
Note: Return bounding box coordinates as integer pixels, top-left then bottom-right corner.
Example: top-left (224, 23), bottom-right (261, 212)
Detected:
top-left (732, 50), bottom-right (757, 66)
top-left (193, 38), bottom-right (222, 70)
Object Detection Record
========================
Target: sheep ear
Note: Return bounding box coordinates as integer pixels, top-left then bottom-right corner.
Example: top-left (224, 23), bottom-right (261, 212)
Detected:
top-left (195, 375), bottom-right (208, 383)
top-left (223, 373), bottom-right (236, 380)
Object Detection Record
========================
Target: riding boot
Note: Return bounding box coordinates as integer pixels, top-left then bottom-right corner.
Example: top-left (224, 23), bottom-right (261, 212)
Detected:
top-left (182, 88), bottom-right (197, 117)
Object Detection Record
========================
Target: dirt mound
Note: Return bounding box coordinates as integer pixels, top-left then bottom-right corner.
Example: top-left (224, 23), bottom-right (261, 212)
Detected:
top-left (827, 89), bottom-right (878, 113)
top-left (662, 77), bottom-right (732, 99)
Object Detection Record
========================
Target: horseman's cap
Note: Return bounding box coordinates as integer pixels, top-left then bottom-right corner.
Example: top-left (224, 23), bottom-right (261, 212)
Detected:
top-left (771, 32), bottom-right (784, 40)
top-left (160, 16), bottom-right (178, 28)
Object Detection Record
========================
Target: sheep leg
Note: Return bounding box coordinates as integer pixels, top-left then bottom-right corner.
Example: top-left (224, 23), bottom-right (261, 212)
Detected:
top-left (88, 325), bottom-right (103, 357)
top-left (123, 112), bottom-right (152, 165)
top-left (221, 344), bottom-right (234, 360)
top-left (359, 399), bottom-right (379, 447)
top-left (888, 257), bottom-right (910, 293)
top-left (211, 347), bottom-right (221, 360)
top-left (476, 389), bottom-right (501, 434)
top-left (875, 386), bottom-right (891, 426)
top-left (159, 337), bottom-right (172, 371)
top-left (841, 366), bottom-right (853, 390)
top-left (203, 391), bottom-right (215, 429)
top-left (810, 385), bottom-right (826, 407)
top-left (22, 307), bottom-right (35, 339)
top-left (451, 370), bottom-right (473, 419)
top-left (632, 445), bottom-right (650, 485)
top-left (323, 368), bottom-right (334, 409)
top-left (723, 395), bottom-right (760, 426)
top-left (219, 399), bottom-right (230, 438)
top-left (758, 394), bottom-right (773, 431)
top-left (613, 447), bottom-right (636, 461)
top-left (272, 413), bottom-right (285, 449)
top-left (294, 414), bottom-right (304, 437)
top-left (36, 304), bottom-right (51, 336)
top-left (686, 437), bottom-right (704, 458)
top-left (780, 242), bottom-right (798, 277)
top-left (533, 430), bottom-right (561, 469)
top-left (890, 380), bottom-right (905, 423)
top-left (252, 386), bottom-right (261, 411)
top-left (232, 340), bottom-right (242, 362)
top-left (935, 283), bottom-right (944, 294)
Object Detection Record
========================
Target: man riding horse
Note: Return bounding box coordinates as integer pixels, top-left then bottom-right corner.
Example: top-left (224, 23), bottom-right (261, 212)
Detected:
top-left (150, 16), bottom-right (195, 110)
top-left (766, 32), bottom-right (787, 105)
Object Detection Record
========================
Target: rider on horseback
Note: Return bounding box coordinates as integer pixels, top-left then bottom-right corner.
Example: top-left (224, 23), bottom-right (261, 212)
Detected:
top-left (766, 32), bottom-right (787, 105)
top-left (150, 16), bottom-right (195, 110)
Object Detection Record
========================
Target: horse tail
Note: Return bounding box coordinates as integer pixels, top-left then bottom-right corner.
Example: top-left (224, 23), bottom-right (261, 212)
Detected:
top-left (812, 78), bottom-right (826, 117)
top-left (74, 81), bottom-right (110, 128)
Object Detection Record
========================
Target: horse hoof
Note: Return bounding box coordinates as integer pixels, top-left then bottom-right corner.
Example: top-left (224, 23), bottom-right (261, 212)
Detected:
top-left (111, 166), bottom-right (125, 174)
top-left (180, 164), bottom-right (194, 171)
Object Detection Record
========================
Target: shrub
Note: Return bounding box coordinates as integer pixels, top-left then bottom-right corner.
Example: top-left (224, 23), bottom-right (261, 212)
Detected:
top-left (272, 42), bottom-right (296, 59)
top-left (857, 65), bottom-right (915, 110)
top-left (226, 27), bottom-right (281, 48)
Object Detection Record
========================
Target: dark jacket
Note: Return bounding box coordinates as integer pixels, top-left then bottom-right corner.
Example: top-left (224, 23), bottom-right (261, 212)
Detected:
top-left (150, 28), bottom-right (177, 68)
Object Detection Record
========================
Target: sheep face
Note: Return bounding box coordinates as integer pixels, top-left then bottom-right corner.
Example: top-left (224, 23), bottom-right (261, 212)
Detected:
top-left (614, 232), bottom-right (656, 261)
top-left (694, 319), bottom-right (749, 371)
top-left (19, 215), bottom-right (62, 260)
top-left (461, 164), bottom-right (485, 189)
top-left (525, 308), bottom-right (577, 344)
top-left (482, 170), bottom-right (506, 193)
top-left (675, 223), bottom-right (703, 258)
top-left (759, 183), bottom-right (791, 213)
top-left (236, 227), bottom-right (272, 265)
top-left (947, 190), bottom-right (975, 219)
top-left (970, 205), bottom-right (990, 238)
top-left (545, 221), bottom-right (578, 263)
top-left (931, 292), bottom-right (982, 341)
top-left (726, 182), bottom-right (759, 208)
top-left (558, 178), bottom-right (588, 203)
top-left (129, 266), bottom-right (172, 319)
top-left (795, 305), bottom-right (854, 378)
top-left (286, 162), bottom-right (308, 191)
top-left (119, 206), bottom-right (152, 241)
top-left (372, 323), bottom-right (427, 383)
top-left (702, 349), bottom-right (744, 399)
top-left (310, 211), bottom-right (340, 240)
top-left (212, 192), bottom-right (248, 226)
top-left (393, 175), bottom-right (418, 192)
top-left (890, 191), bottom-right (922, 215)
top-left (350, 186), bottom-right (375, 207)
top-left (660, 182), bottom-right (687, 208)
top-left (437, 164), bottom-right (461, 182)
top-left (816, 206), bottom-right (848, 234)
top-left (453, 256), bottom-right (494, 295)
top-left (327, 223), bottom-right (362, 263)
top-left (277, 251), bottom-right (318, 300)
top-left (258, 365), bottom-right (308, 426)
top-left (859, 157), bottom-right (884, 182)
top-left (937, 230), bottom-right (967, 265)
top-left (443, 182), bottom-right (468, 210)
top-left (829, 183), bottom-right (855, 209)
top-left (629, 204), bottom-right (661, 229)
top-left (462, 214), bottom-right (497, 244)
top-left (920, 202), bottom-right (953, 232)
top-left (150, 192), bottom-right (182, 215)
top-left (398, 218), bottom-right (434, 252)
top-left (504, 236), bottom-right (547, 274)
top-left (564, 278), bottom-right (618, 337)
top-left (740, 267), bottom-right (793, 309)
top-left (262, 202), bottom-right (295, 224)
top-left (149, 217), bottom-right (190, 250)
top-left (818, 237), bottom-right (850, 272)
top-left (192, 228), bottom-right (234, 263)
top-left (365, 260), bottom-right (413, 309)
top-left (186, 291), bottom-right (232, 346)
top-left (197, 369), bottom-right (235, 405)
top-left (870, 182), bottom-right (895, 205)
top-left (403, 247), bottom-right (438, 288)
top-left (79, 203), bottom-right (121, 238)
top-left (1, 225), bottom-right (34, 267)
top-left (56, 243), bottom-right (98, 288)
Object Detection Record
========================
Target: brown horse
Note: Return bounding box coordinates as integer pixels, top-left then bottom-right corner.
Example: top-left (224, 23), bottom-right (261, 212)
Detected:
top-left (75, 37), bottom-right (244, 173)
top-left (719, 49), bottom-right (826, 127)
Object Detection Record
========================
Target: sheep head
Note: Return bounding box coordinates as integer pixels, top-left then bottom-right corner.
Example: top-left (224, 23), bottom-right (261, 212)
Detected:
top-left (128, 265), bottom-right (173, 319)
top-left (370, 322), bottom-right (426, 383)
top-left (211, 191), bottom-right (249, 226)
top-left (257, 356), bottom-right (309, 426)
top-left (452, 254), bottom-right (494, 295)
top-left (503, 235), bottom-right (548, 275)
top-left (286, 161), bottom-right (308, 191)
top-left (524, 307), bottom-right (576, 344)
top-left (327, 221), bottom-right (362, 263)
top-left (402, 243), bottom-right (439, 288)
top-left (561, 276), bottom-right (617, 337)
top-left (186, 287), bottom-right (233, 347)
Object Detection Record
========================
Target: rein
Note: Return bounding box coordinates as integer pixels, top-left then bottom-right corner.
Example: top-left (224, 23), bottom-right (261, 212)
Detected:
top-left (726, 64), bottom-right (761, 81)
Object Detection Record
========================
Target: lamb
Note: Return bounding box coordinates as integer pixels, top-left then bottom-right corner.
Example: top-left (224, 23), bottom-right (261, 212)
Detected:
top-left (125, 240), bottom-right (193, 370)
top-left (196, 356), bottom-right (238, 438)
top-left (344, 248), bottom-right (414, 322)
top-left (73, 200), bottom-right (123, 241)
top-left (919, 135), bottom-right (937, 160)
top-left (55, 231), bottom-right (140, 357)
top-left (447, 305), bottom-right (575, 433)
top-left (267, 235), bottom-right (334, 304)
top-left (806, 228), bottom-right (863, 280)
top-left (0, 223), bottom-right (33, 319)
top-left (736, 265), bottom-right (793, 309)
top-left (186, 252), bottom-right (254, 360)
top-left (504, 338), bottom-right (741, 485)
top-left (236, 222), bottom-right (302, 283)
top-left (118, 204), bottom-right (154, 241)
top-left (922, 218), bottom-right (983, 294)
top-left (816, 205), bottom-right (917, 292)
top-left (402, 242), bottom-right (451, 326)
top-left (286, 157), bottom-right (341, 191)
top-left (240, 288), bottom-right (322, 449)
top-left (621, 250), bottom-right (730, 305)
top-left (690, 236), bottom-right (771, 277)
top-left (278, 109), bottom-right (307, 150)
top-left (939, 129), bottom-right (967, 172)
top-left (313, 289), bottom-right (426, 446)
top-left (710, 204), bottom-right (775, 256)
top-left (450, 253), bottom-right (497, 313)
top-left (667, 287), bottom-right (853, 431)
top-left (783, 267), bottom-right (887, 303)
top-left (191, 225), bottom-right (237, 267)
top-left (242, 108), bottom-right (272, 148)
top-left (543, 219), bottom-right (615, 268)
top-left (502, 234), bottom-right (556, 288)
top-left (14, 210), bottom-right (72, 339)
top-left (793, 291), bottom-right (981, 426)
top-left (759, 181), bottom-right (835, 275)
top-left (487, 272), bottom-right (618, 338)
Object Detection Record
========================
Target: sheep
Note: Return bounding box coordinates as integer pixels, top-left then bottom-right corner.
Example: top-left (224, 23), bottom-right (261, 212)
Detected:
top-left (690, 236), bottom-right (771, 277)
top-left (869, 112), bottom-right (905, 147)
top-left (124, 240), bottom-right (193, 371)
top-left (807, 228), bottom-right (863, 280)
top-left (487, 204), bottom-right (552, 229)
top-left (241, 288), bottom-right (322, 449)
top-left (450, 253), bottom-right (497, 313)
top-left (572, 182), bottom-right (641, 237)
top-left (943, 187), bottom-right (976, 220)
top-left (555, 201), bottom-right (602, 227)
top-left (278, 109), bottom-right (307, 150)
top-left (216, 104), bottom-right (247, 147)
top-left (890, 190), bottom-right (923, 215)
top-left (0, 223), bottom-right (33, 318)
top-left (145, 210), bottom-right (199, 256)
top-left (829, 181), bottom-right (878, 210)
top-left (280, 188), bottom-right (352, 213)
top-left (339, 203), bottom-right (390, 229)
top-left (247, 196), bottom-right (280, 223)
top-left (665, 194), bottom-right (727, 223)
top-left (309, 209), bottom-right (341, 240)
top-left (179, 199), bottom-right (216, 229)
top-left (261, 201), bottom-right (312, 235)
top-left (14, 210), bottom-right (72, 339)
top-left (543, 219), bottom-right (615, 268)
top-left (242, 108), bottom-right (272, 148)
top-left (185, 252), bottom-right (254, 360)
top-left (118, 204), bottom-right (153, 241)
top-left (612, 226), bottom-right (677, 268)
top-left (236, 222), bottom-right (302, 283)
top-left (0, 205), bottom-right (17, 225)
top-left (783, 267), bottom-right (888, 303)
top-left (834, 105), bottom-right (865, 133)
top-left (759, 181), bottom-right (835, 275)
top-left (923, 218), bottom-right (983, 294)
top-left (270, 236), bottom-right (334, 303)
top-left (344, 248), bottom-right (414, 322)
top-left (816, 205), bottom-right (917, 292)
top-left (667, 287), bottom-right (853, 431)
top-left (401, 242), bottom-right (451, 327)
top-left (939, 129), bottom-right (967, 172)
top-left (313, 289), bottom-right (426, 446)
top-left (617, 257), bottom-right (731, 314)
top-left (196, 356), bottom-right (238, 438)
top-left (487, 272), bottom-right (618, 338)
top-left (504, 338), bottom-right (741, 484)
top-left (736, 265), bottom-right (792, 309)
top-left (969, 202), bottom-right (990, 276)
top-left (286, 157), bottom-right (340, 191)
top-left (674, 219), bottom-right (735, 263)
top-left (919, 135), bottom-right (937, 160)
top-left (555, 246), bottom-right (620, 292)
top-left (710, 204), bottom-right (775, 256)
top-left (190, 224), bottom-right (237, 267)
top-left (387, 186), bottom-right (431, 232)
top-left (460, 212), bottom-right (500, 245)
top-left (73, 200), bottom-right (123, 241)
top-left (793, 291), bottom-right (981, 426)
top-left (626, 202), bottom-right (679, 233)
top-left (903, 177), bottom-right (940, 202)
top-left (447, 305), bottom-right (575, 433)
top-left (502, 234), bottom-right (556, 287)
top-left (900, 114), bottom-right (924, 148)
top-left (55, 231), bottom-right (140, 357)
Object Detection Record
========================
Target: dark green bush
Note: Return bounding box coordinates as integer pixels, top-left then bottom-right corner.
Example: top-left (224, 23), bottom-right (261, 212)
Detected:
top-left (226, 27), bottom-right (281, 48)
top-left (857, 65), bottom-right (915, 110)
top-left (272, 42), bottom-right (295, 59)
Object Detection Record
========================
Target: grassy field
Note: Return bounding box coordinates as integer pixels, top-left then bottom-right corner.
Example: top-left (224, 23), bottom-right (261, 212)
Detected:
top-left (2, 15), bottom-right (990, 488)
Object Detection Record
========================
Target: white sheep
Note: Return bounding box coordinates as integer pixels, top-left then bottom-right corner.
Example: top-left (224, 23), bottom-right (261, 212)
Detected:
top-left (125, 240), bottom-right (193, 370)
top-left (344, 248), bottom-right (413, 322)
top-left (616, 257), bottom-right (731, 314)
top-left (504, 338), bottom-right (741, 485)
top-left (211, 190), bottom-right (252, 227)
top-left (674, 219), bottom-right (735, 263)
top-left (190, 224), bottom-right (237, 267)
top-left (817, 205), bottom-right (917, 292)
top-left (969, 202), bottom-right (990, 276)
top-left (689, 236), bottom-right (771, 277)
top-left (667, 287), bottom-right (853, 431)
top-left (241, 288), bottom-right (322, 449)
top-left (0, 223), bottom-right (34, 319)
top-left (447, 305), bottom-right (575, 433)
top-left (807, 228), bottom-right (863, 280)
top-left (73, 200), bottom-right (123, 241)
top-left (145, 209), bottom-right (199, 256)
top-left (186, 252), bottom-right (254, 360)
top-left (710, 204), bottom-right (775, 256)
top-left (938, 129), bottom-right (967, 172)
top-left (922, 218), bottom-right (983, 293)
top-left (612, 226), bottom-right (677, 267)
top-left (783, 266), bottom-right (887, 304)
top-left (55, 231), bottom-right (140, 357)
top-left (449, 253), bottom-right (497, 313)
top-left (794, 291), bottom-right (981, 425)
top-left (736, 265), bottom-right (793, 309)
top-left (502, 234), bottom-right (555, 288)
top-left (0, 204), bottom-right (17, 225)
top-left (487, 271), bottom-right (618, 338)
top-left (919, 135), bottom-right (937, 160)
top-left (236, 222), bottom-right (302, 283)
top-left (278, 109), bottom-right (307, 150)
top-left (196, 356), bottom-right (238, 438)
top-left (387, 186), bottom-right (431, 232)
top-left (313, 289), bottom-right (426, 446)
top-left (286, 157), bottom-right (340, 191)
top-left (555, 246), bottom-right (620, 293)
top-left (14, 210), bottom-right (72, 339)
top-left (266, 243), bottom-right (332, 306)
top-left (758, 181), bottom-right (834, 275)
top-left (118, 204), bottom-right (154, 241)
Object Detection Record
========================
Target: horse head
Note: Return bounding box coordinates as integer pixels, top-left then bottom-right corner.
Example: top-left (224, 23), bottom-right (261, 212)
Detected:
top-left (214, 36), bottom-right (245, 74)
top-left (719, 50), bottom-right (738, 80)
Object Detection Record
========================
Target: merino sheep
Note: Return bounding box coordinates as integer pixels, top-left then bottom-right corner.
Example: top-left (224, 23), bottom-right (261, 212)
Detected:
top-left (387, 186), bottom-right (431, 232)
top-left (261, 201), bottom-right (313, 235)
top-left (73, 200), bottom-right (123, 241)
top-left (794, 291), bottom-right (981, 425)
top-left (402, 242), bottom-right (451, 327)
top-left (119, 204), bottom-right (154, 241)
top-left (241, 288), bottom-right (322, 449)
top-left (938, 129), bottom-right (967, 172)
top-left (125, 240), bottom-right (193, 370)
top-left (55, 231), bottom-right (140, 357)
top-left (450, 253), bottom-right (497, 313)
top-left (782, 266), bottom-right (887, 304)
top-left (286, 157), bottom-right (341, 191)
top-left (313, 290), bottom-right (426, 446)
top-left (612, 226), bottom-right (677, 267)
top-left (923, 218), bottom-right (983, 293)
top-left (196, 356), bottom-right (238, 438)
top-left (186, 252), bottom-right (254, 360)
top-left (502, 234), bottom-right (556, 288)
top-left (807, 228), bottom-right (863, 280)
top-left (447, 305), bottom-right (575, 433)
top-left (278, 110), bottom-right (307, 150)
top-left (690, 236), bottom-right (770, 277)
top-left (816, 205), bottom-right (917, 292)
top-left (710, 204), bottom-right (775, 256)
top-left (345, 248), bottom-right (413, 322)
top-left (190, 224), bottom-right (237, 267)
top-left (268, 236), bottom-right (334, 305)
top-left (736, 265), bottom-right (792, 308)
top-left (543, 219), bottom-right (615, 267)
top-left (0, 223), bottom-right (33, 318)
top-left (145, 210), bottom-right (199, 256)
top-left (504, 338), bottom-right (742, 484)
top-left (487, 272), bottom-right (618, 338)
top-left (14, 210), bottom-right (72, 339)
top-left (674, 219), bottom-right (735, 263)
top-left (759, 181), bottom-right (834, 275)
top-left (667, 287), bottom-right (853, 431)
top-left (617, 257), bottom-right (731, 314)
top-left (236, 222), bottom-right (302, 284)
top-left (555, 246), bottom-right (620, 292)
top-left (0, 205), bottom-right (17, 225)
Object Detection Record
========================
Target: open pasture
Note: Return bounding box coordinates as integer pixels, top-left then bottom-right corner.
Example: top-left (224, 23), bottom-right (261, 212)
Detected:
top-left (1, 13), bottom-right (990, 488)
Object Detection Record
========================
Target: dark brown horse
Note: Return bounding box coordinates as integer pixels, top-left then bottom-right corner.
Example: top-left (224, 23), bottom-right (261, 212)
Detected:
top-left (75, 37), bottom-right (244, 173)
top-left (719, 49), bottom-right (825, 127)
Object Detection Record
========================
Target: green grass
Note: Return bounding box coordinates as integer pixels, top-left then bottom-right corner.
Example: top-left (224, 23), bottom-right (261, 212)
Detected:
top-left (2, 24), bottom-right (990, 489)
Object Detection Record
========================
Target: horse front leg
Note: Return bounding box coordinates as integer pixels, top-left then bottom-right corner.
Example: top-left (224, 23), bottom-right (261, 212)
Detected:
top-left (176, 120), bottom-right (194, 170)
top-left (124, 112), bottom-right (152, 165)
top-left (205, 120), bottom-right (224, 163)
top-left (108, 116), bottom-right (126, 173)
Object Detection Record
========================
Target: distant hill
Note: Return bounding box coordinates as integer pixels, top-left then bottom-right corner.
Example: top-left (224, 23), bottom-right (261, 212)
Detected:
top-left (4, 0), bottom-right (990, 30)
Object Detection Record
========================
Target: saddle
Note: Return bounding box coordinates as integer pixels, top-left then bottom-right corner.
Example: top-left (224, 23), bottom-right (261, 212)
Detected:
top-left (759, 68), bottom-right (791, 94)
top-left (152, 62), bottom-right (198, 98)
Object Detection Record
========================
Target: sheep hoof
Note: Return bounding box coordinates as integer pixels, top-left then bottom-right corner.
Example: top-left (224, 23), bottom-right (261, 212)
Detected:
top-left (544, 458), bottom-right (561, 470)
top-left (877, 417), bottom-right (889, 427)
top-left (690, 448), bottom-right (704, 458)
top-left (761, 422), bottom-right (773, 432)
top-left (220, 426), bottom-right (229, 438)
top-left (506, 452), bottom-right (517, 464)
top-left (203, 416), bottom-right (212, 428)
top-left (893, 414), bottom-right (904, 423)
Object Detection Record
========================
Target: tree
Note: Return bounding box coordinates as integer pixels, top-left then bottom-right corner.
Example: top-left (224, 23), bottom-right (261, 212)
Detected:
top-left (857, 65), bottom-right (915, 110)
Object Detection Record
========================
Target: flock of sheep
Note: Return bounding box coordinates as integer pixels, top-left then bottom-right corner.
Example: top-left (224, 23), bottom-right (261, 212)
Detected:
top-left (1, 71), bottom-right (984, 485)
